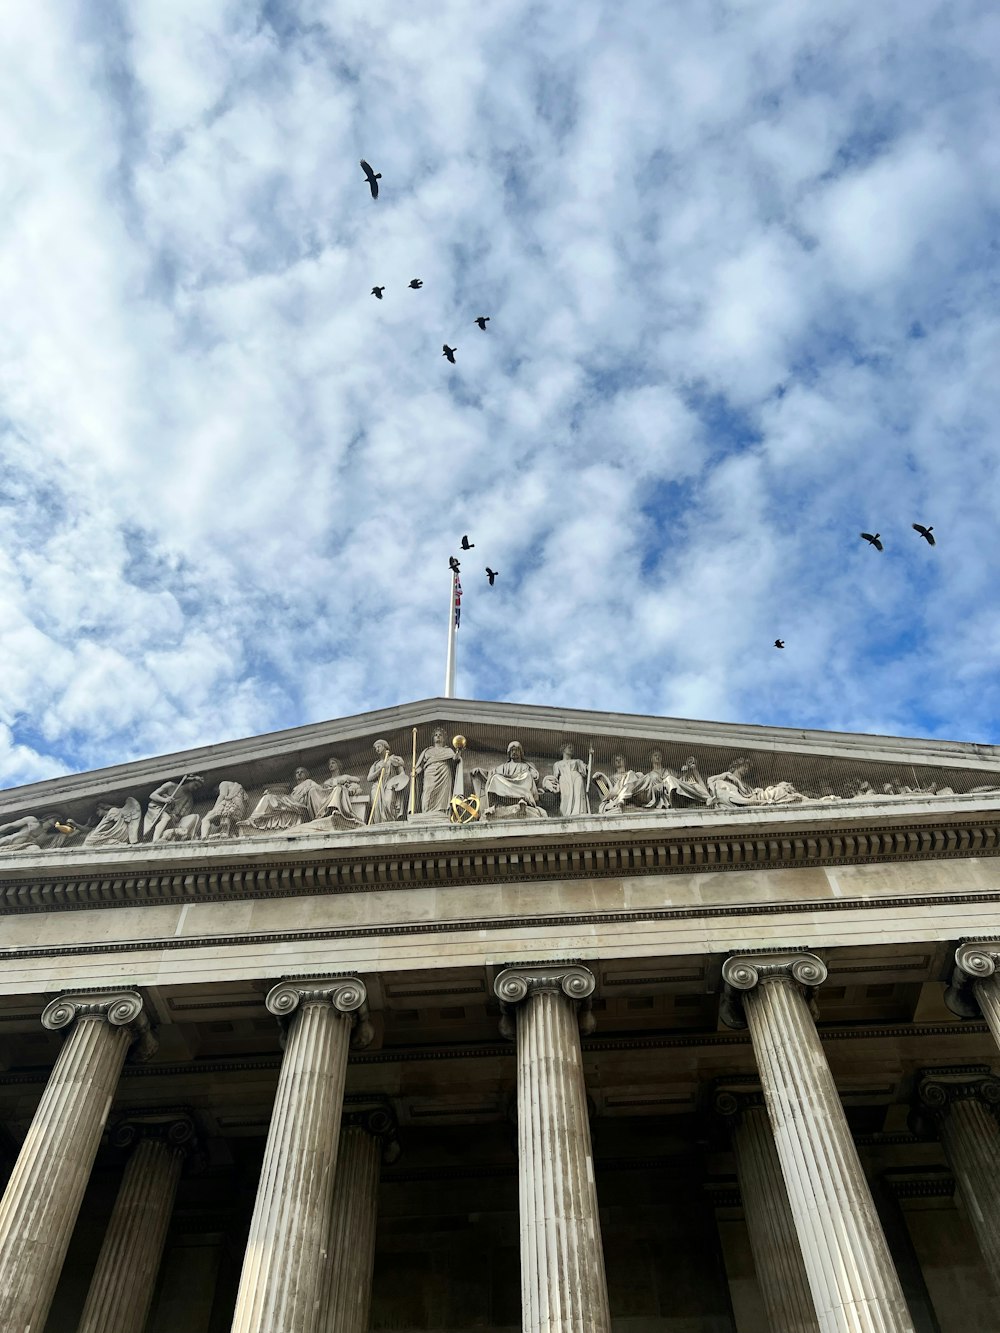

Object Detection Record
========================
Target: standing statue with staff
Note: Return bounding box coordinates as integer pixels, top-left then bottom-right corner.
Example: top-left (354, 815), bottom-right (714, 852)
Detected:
top-left (367, 740), bottom-right (409, 824)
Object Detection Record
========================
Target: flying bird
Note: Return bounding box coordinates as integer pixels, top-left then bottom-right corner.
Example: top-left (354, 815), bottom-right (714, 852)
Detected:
top-left (475, 316), bottom-right (490, 330)
top-left (442, 344), bottom-right (457, 364)
top-left (486, 568), bottom-right (498, 586)
top-left (408, 279), bottom-right (423, 289)
top-left (449, 556), bottom-right (461, 573)
top-left (774, 639), bottom-right (784, 649)
top-left (912, 523), bottom-right (936, 546)
top-left (860, 532), bottom-right (883, 551)
top-left (371, 286), bottom-right (385, 299)
top-left (359, 160), bottom-right (381, 199)
top-left (461, 535), bottom-right (474, 550)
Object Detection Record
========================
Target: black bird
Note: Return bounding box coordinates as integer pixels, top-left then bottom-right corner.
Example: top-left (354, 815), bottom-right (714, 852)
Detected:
top-left (486, 567), bottom-right (498, 586)
top-left (359, 160), bottom-right (381, 199)
top-left (475, 316), bottom-right (490, 330)
top-left (408, 278), bottom-right (423, 289)
top-left (774, 639), bottom-right (784, 649)
top-left (449, 556), bottom-right (461, 573)
top-left (860, 532), bottom-right (884, 551)
top-left (912, 523), bottom-right (936, 546)
top-left (443, 344), bottom-right (457, 364)
top-left (461, 535), bottom-right (474, 550)
top-left (371, 286), bottom-right (385, 299)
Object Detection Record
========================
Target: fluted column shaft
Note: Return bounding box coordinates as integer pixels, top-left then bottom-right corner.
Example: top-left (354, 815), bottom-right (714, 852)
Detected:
top-left (230, 978), bottom-right (368, 1333)
top-left (321, 1125), bottom-right (381, 1333)
top-left (495, 964), bottom-right (610, 1333)
top-left (76, 1133), bottom-right (186, 1333)
top-left (723, 955), bottom-right (914, 1333)
top-left (0, 991), bottom-right (153, 1333)
top-left (917, 1072), bottom-right (1000, 1294)
top-left (729, 1103), bottom-right (820, 1333)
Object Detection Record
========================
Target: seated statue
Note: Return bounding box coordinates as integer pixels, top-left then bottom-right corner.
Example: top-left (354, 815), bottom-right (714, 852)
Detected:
top-left (84, 799), bottom-right (142, 848)
top-left (200, 782), bottom-right (250, 839)
top-left (322, 758), bottom-right (364, 827)
top-left (473, 741), bottom-right (546, 819)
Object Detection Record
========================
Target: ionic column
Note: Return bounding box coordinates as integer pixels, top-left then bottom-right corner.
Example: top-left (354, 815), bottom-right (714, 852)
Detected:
top-left (721, 954), bottom-right (914, 1333)
top-left (0, 990), bottom-right (156, 1333)
top-left (915, 1070), bottom-right (1000, 1292)
top-left (76, 1114), bottom-right (195, 1333)
top-left (321, 1106), bottom-right (398, 1333)
top-left (230, 977), bottom-right (371, 1333)
top-left (494, 963), bottom-right (610, 1333)
top-left (715, 1089), bottom-right (820, 1333)
top-left (945, 943), bottom-right (1000, 1046)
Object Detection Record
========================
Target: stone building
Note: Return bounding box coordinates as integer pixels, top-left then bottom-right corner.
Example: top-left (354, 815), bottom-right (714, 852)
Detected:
top-left (0, 697), bottom-right (999, 1332)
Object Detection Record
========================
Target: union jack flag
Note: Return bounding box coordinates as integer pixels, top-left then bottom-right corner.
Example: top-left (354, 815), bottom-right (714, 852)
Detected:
top-left (453, 573), bottom-right (463, 628)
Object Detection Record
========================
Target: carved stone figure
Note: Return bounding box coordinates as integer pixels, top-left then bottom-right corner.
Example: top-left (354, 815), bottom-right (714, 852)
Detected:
top-left (0, 814), bottom-right (65, 854)
top-left (144, 776), bottom-right (205, 842)
top-left (240, 767), bottom-right (329, 835)
top-left (415, 729), bottom-right (460, 817)
top-left (542, 743), bottom-right (590, 816)
top-left (83, 799), bottom-right (142, 849)
top-left (200, 782), bottom-right (250, 839)
top-left (594, 755), bottom-right (660, 814)
top-left (473, 741), bottom-right (546, 819)
top-left (663, 755), bottom-right (712, 807)
top-left (706, 758), bottom-right (804, 807)
top-left (367, 741), bottom-right (408, 824)
top-left (322, 758), bottom-right (363, 827)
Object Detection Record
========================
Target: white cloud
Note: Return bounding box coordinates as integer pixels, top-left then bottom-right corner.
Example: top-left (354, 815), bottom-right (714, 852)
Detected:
top-left (0, 0), bottom-right (998, 791)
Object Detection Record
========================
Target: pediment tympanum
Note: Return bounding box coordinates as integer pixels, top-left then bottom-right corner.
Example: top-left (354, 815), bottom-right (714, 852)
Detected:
top-left (0, 699), bottom-right (997, 857)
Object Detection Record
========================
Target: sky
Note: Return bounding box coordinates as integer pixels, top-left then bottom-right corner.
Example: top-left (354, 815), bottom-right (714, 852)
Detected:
top-left (0, 0), bottom-right (999, 787)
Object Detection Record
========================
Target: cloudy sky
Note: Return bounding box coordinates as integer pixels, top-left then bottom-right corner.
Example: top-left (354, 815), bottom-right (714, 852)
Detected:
top-left (0, 0), bottom-right (998, 786)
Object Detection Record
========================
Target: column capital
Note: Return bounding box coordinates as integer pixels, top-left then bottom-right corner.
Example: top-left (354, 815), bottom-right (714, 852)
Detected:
top-left (712, 1084), bottom-right (765, 1123)
top-left (341, 1100), bottom-right (401, 1164)
top-left (109, 1111), bottom-right (197, 1156)
top-left (493, 963), bottom-right (597, 1040)
top-left (493, 962), bottom-right (596, 1004)
top-left (41, 990), bottom-right (157, 1062)
top-left (266, 975), bottom-right (373, 1049)
top-left (944, 941), bottom-right (1000, 1019)
top-left (720, 953), bottom-right (826, 1030)
top-left (916, 1067), bottom-right (1000, 1116)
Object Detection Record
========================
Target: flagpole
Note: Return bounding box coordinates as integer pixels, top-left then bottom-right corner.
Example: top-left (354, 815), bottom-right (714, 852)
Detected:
top-left (444, 568), bottom-right (457, 698)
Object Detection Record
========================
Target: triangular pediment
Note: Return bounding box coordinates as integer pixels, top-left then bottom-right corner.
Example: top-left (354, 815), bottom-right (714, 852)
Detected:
top-left (0, 698), bottom-right (998, 860)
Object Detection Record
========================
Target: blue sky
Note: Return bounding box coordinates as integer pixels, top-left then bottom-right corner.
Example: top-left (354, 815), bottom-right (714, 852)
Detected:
top-left (0, 0), bottom-right (999, 785)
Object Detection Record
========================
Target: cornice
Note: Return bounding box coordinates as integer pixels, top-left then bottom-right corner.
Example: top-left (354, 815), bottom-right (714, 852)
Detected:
top-left (0, 813), bottom-right (998, 916)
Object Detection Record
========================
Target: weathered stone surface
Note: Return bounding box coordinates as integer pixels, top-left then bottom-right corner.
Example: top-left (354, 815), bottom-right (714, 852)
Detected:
top-left (76, 1118), bottom-right (193, 1333)
top-left (321, 1122), bottom-right (382, 1333)
top-left (229, 978), bottom-right (369, 1333)
top-left (0, 991), bottom-right (153, 1333)
top-left (495, 963), bottom-right (609, 1333)
top-left (917, 1071), bottom-right (1000, 1295)
top-left (722, 954), bottom-right (914, 1333)
top-left (717, 1092), bottom-right (819, 1333)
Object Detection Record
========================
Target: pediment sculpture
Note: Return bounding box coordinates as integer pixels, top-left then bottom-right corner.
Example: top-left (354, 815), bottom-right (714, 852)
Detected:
top-left (1, 724), bottom-right (999, 855)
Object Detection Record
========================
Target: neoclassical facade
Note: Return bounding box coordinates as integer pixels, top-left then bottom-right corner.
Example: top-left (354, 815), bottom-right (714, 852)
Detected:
top-left (0, 697), bottom-right (999, 1332)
